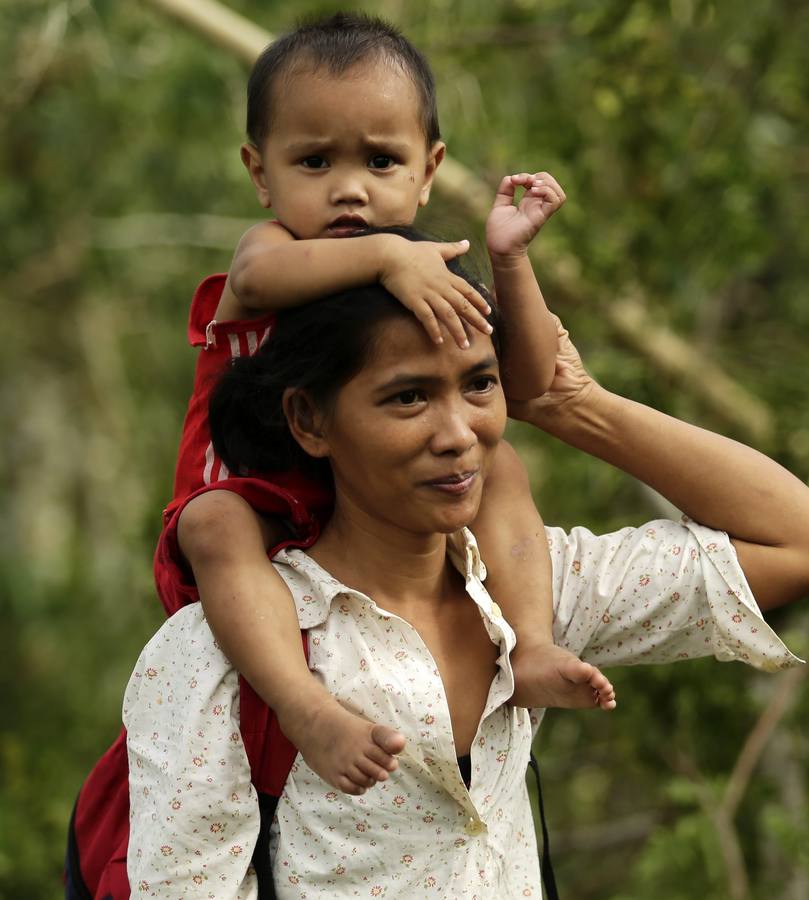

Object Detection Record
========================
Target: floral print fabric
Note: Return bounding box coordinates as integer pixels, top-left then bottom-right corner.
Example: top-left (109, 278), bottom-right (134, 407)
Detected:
top-left (124, 520), bottom-right (799, 898)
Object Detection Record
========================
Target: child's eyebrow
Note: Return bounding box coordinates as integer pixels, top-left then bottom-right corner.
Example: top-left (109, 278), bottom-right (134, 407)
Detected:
top-left (285, 139), bottom-right (333, 153)
top-left (283, 137), bottom-right (414, 155)
top-left (363, 138), bottom-right (411, 154)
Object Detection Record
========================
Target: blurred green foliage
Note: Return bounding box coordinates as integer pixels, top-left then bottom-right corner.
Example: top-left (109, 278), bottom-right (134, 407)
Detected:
top-left (2, 1), bottom-right (808, 897)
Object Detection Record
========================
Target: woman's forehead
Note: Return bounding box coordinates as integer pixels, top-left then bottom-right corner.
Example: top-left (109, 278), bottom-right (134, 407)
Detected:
top-left (357, 317), bottom-right (498, 387)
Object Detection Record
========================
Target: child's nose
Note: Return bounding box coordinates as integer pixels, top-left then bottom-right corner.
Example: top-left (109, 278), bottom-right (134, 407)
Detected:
top-left (329, 170), bottom-right (370, 206)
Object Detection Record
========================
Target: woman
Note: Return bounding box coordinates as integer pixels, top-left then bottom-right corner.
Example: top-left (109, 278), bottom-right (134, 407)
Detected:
top-left (124, 262), bottom-right (807, 898)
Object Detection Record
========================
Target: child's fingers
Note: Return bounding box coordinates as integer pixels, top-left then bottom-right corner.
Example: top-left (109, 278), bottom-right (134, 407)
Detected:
top-left (432, 294), bottom-right (493, 348)
top-left (446, 285), bottom-right (494, 335)
top-left (527, 183), bottom-right (563, 205)
top-left (452, 277), bottom-right (491, 316)
top-left (492, 175), bottom-right (518, 206)
top-left (410, 302), bottom-right (445, 345)
top-left (531, 171), bottom-right (566, 200)
top-left (437, 238), bottom-right (471, 260)
top-left (429, 299), bottom-right (470, 349)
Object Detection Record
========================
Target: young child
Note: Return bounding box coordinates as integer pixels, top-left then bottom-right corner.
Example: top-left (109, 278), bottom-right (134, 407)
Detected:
top-left (156, 12), bottom-right (616, 797)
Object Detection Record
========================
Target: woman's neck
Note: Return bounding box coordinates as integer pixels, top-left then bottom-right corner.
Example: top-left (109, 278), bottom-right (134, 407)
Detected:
top-left (308, 498), bottom-right (452, 611)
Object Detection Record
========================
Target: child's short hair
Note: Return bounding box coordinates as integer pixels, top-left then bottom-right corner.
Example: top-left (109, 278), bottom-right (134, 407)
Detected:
top-left (246, 12), bottom-right (440, 148)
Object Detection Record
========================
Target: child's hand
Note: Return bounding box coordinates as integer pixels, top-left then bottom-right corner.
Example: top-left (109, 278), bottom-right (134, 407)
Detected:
top-left (486, 172), bottom-right (566, 260)
top-left (380, 237), bottom-right (492, 348)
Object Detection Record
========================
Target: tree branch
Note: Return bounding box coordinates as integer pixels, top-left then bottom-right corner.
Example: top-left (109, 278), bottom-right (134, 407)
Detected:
top-left (142, 0), bottom-right (272, 60)
top-left (721, 666), bottom-right (808, 820)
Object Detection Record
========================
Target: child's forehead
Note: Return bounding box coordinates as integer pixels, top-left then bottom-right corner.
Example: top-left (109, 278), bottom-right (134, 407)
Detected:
top-left (266, 66), bottom-right (425, 146)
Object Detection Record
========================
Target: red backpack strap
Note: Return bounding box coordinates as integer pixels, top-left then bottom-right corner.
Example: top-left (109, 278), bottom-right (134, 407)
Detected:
top-left (239, 631), bottom-right (308, 796)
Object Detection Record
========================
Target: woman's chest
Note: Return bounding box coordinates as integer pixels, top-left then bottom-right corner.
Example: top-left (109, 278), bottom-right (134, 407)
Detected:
top-left (306, 595), bottom-right (507, 757)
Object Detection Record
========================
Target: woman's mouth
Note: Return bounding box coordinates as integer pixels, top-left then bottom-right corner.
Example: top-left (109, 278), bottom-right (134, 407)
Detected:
top-left (423, 471), bottom-right (478, 495)
top-left (327, 215), bottom-right (368, 237)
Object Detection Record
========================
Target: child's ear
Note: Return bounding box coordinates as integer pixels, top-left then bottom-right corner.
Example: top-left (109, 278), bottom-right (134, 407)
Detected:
top-left (241, 143), bottom-right (272, 209)
top-left (283, 389), bottom-right (330, 459)
top-left (419, 141), bottom-right (446, 207)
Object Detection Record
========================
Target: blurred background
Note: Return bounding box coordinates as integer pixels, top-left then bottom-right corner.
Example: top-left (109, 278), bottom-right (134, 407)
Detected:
top-left (2, 1), bottom-right (808, 897)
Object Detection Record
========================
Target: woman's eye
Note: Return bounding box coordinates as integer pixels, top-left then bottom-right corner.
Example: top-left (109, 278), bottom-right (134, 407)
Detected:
top-left (301, 156), bottom-right (328, 169)
top-left (392, 389), bottom-right (425, 406)
top-left (468, 375), bottom-right (497, 393)
top-left (369, 155), bottom-right (395, 170)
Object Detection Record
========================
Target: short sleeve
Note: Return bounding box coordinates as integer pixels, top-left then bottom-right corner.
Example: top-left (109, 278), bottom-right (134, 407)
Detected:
top-left (547, 517), bottom-right (802, 672)
top-left (124, 605), bottom-right (260, 898)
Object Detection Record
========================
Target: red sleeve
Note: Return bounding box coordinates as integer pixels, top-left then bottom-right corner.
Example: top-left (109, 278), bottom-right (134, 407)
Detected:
top-left (155, 274), bottom-right (333, 617)
top-left (167, 274), bottom-right (278, 517)
top-left (154, 474), bottom-right (332, 617)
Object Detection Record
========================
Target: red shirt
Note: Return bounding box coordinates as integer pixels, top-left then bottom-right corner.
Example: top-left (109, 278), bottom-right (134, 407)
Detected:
top-left (154, 274), bottom-right (332, 616)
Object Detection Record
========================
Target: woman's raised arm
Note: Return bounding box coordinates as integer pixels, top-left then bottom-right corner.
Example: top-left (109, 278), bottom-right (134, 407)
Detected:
top-left (509, 319), bottom-right (809, 611)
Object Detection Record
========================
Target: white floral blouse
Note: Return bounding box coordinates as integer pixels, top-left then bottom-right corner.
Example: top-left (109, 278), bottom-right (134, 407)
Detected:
top-left (124, 519), bottom-right (800, 899)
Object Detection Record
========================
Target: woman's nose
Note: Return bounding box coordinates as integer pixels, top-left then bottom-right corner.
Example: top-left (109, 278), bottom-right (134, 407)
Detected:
top-left (430, 405), bottom-right (477, 456)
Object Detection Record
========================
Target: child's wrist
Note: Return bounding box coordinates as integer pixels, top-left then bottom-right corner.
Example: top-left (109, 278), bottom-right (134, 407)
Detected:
top-left (489, 248), bottom-right (530, 270)
top-left (375, 232), bottom-right (407, 280)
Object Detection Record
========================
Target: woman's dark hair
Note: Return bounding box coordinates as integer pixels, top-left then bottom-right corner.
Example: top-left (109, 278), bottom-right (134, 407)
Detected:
top-left (246, 12), bottom-right (440, 147)
top-left (209, 227), bottom-right (498, 479)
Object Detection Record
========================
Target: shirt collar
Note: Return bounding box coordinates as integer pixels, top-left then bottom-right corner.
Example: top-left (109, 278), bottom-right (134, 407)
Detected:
top-left (273, 527), bottom-right (488, 631)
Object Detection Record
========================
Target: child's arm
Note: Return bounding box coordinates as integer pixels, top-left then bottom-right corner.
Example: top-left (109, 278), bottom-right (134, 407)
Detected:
top-left (216, 221), bottom-right (492, 350)
top-left (486, 172), bottom-right (565, 401)
top-left (476, 175), bottom-right (614, 710)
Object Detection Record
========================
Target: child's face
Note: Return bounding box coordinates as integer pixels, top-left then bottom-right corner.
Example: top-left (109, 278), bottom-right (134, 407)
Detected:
top-left (242, 61), bottom-right (444, 239)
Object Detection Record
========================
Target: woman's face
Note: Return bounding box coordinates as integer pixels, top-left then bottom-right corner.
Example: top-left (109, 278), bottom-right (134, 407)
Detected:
top-left (318, 315), bottom-right (507, 536)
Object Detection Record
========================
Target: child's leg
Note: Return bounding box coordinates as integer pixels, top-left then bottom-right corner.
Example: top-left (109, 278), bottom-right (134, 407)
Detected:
top-left (177, 489), bottom-right (406, 794)
top-left (473, 441), bottom-right (616, 709)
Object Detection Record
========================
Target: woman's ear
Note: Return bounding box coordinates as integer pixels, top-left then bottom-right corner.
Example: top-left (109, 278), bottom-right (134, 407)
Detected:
top-left (283, 388), bottom-right (330, 458)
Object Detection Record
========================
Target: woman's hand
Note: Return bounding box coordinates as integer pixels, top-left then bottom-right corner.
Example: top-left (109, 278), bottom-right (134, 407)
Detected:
top-left (507, 316), bottom-right (599, 428)
top-left (512, 318), bottom-right (809, 610)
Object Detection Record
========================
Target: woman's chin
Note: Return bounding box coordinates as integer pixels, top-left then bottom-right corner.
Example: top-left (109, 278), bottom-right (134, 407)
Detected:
top-left (425, 497), bottom-right (482, 535)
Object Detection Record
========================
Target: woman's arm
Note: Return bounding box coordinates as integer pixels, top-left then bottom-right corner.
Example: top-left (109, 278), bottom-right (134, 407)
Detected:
top-left (510, 319), bottom-right (809, 611)
top-left (123, 607), bottom-right (260, 898)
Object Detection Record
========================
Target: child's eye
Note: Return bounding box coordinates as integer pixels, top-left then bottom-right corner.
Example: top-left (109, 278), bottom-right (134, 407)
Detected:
top-left (301, 156), bottom-right (328, 169)
top-left (368, 155), bottom-right (395, 170)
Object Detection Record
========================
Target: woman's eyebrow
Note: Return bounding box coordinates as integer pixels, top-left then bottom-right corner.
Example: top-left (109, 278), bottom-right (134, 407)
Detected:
top-left (374, 356), bottom-right (499, 394)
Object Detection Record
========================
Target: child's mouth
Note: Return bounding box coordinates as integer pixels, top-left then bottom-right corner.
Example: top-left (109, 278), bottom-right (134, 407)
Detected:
top-left (327, 215), bottom-right (368, 237)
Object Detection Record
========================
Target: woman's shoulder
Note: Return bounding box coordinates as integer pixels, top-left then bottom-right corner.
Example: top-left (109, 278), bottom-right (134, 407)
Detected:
top-left (271, 546), bottom-right (352, 629)
top-left (122, 603), bottom-right (236, 727)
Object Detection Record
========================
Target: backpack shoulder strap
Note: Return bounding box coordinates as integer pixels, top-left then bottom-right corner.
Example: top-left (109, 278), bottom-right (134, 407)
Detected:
top-left (529, 751), bottom-right (560, 900)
